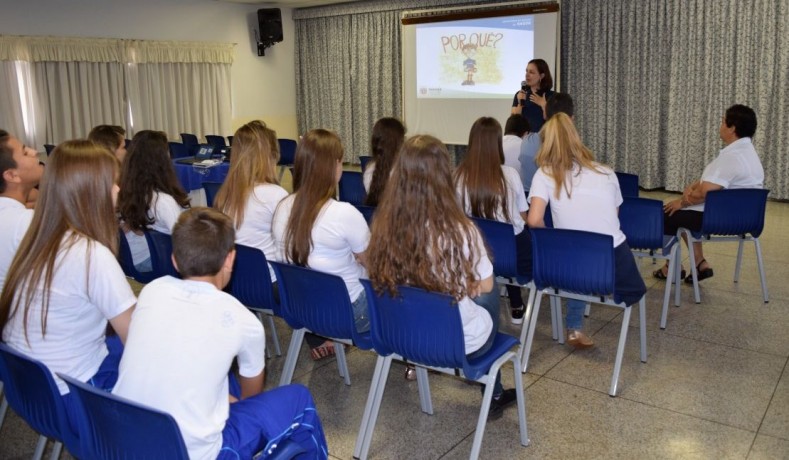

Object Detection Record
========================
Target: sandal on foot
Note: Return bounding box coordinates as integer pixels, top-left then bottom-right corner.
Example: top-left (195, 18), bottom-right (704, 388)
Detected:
top-left (685, 259), bottom-right (714, 284)
top-left (652, 265), bottom-right (686, 281)
top-left (310, 342), bottom-right (336, 361)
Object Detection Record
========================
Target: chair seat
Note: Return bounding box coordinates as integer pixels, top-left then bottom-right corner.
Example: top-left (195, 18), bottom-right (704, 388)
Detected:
top-left (464, 333), bottom-right (519, 381)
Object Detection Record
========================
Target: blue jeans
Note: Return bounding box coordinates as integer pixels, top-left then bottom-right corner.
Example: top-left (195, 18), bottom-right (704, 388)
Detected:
top-left (565, 300), bottom-right (586, 330)
top-left (467, 285), bottom-right (503, 397)
top-left (352, 290), bottom-right (370, 333)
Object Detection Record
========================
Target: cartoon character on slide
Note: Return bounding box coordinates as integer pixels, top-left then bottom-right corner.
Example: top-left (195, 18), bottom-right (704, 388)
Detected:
top-left (461, 43), bottom-right (477, 86)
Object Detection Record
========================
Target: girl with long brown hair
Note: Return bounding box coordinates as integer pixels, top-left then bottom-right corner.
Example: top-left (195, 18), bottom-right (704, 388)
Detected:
top-left (527, 113), bottom-right (646, 348)
top-left (367, 134), bottom-right (517, 419)
top-left (363, 117), bottom-right (405, 206)
top-left (118, 130), bottom-right (190, 272)
top-left (0, 140), bottom-right (136, 429)
top-left (455, 117), bottom-right (531, 325)
top-left (272, 129), bottom-right (370, 360)
top-left (214, 120), bottom-right (287, 282)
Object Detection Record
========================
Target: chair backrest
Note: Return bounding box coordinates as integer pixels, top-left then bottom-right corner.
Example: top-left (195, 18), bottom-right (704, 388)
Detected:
top-left (618, 197), bottom-right (664, 251)
top-left (144, 230), bottom-right (180, 279)
top-left (44, 144), bottom-right (56, 155)
top-left (278, 139), bottom-right (297, 165)
top-left (353, 204), bottom-right (376, 225)
top-left (270, 262), bottom-right (371, 349)
top-left (227, 135), bottom-right (234, 146)
top-left (471, 217), bottom-right (519, 279)
top-left (180, 133), bottom-right (198, 145)
top-left (359, 155), bottom-right (372, 172)
top-left (702, 188), bottom-right (769, 238)
top-left (117, 229), bottom-right (156, 284)
top-left (168, 142), bottom-right (190, 159)
top-left (205, 135), bottom-right (226, 148)
top-left (615, 171), bottom-right (639, 198)
top-left (59, 374), bottom-right (189, 460)
top-left (530, 228), bottom-right (614, 296)
top-left (361, 280), bottom-right (467, 370)
top-left (227, 245), bottom-right (278, 314)
top-left (338, 171), bottom-right (367, 206)
top-left (202, 181), bottom-right (223, 207)
top-left (0, 344), bottom-right (76, 448)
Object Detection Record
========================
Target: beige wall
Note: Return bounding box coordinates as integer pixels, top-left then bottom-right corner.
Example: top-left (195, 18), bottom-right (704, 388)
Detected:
top-left (0, 0), bottom-right (299, 138)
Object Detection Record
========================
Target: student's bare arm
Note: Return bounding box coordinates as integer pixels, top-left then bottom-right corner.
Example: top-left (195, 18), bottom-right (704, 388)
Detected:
top-left (238, 372), bottom-right (265, 400)
top-left (109, 305), bottom-right (135, 344)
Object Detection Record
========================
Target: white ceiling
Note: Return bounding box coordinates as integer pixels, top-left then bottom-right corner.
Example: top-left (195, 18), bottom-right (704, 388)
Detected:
top-left (217, 0), bottom-right (361, 9)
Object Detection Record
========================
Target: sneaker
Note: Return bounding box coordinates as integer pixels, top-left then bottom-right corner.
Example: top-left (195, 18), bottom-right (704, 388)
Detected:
top-left (488, 388), bottom-right (518, 420)
top-left (510, 306), bottom-right (525, 325)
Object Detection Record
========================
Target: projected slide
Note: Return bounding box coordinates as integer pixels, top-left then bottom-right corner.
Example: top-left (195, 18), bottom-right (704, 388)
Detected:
top-left (416, 16), bottom-right (534, 99)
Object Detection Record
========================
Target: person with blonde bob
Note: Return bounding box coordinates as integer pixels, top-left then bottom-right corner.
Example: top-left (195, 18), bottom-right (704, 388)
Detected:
top-left (366, 134), bottom-right (518, 420)
top-left (214, 120), bottom-right (287, 283)
top-left (0, 140), bottom-right (136, 432)
top-left (272, 129), bottom-right (370, 360)
top-left (526, 113), bottom-right (646, 348)
top-left (455, 117), bottom-right (531, 325)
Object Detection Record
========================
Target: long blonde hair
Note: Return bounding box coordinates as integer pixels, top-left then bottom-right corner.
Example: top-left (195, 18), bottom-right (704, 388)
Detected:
top-left (214, 120), bottom-right (280, 227)
top-left (0, 140), bottom-right (119, 340)
top-left (535, 113), bottom-right (603, 198)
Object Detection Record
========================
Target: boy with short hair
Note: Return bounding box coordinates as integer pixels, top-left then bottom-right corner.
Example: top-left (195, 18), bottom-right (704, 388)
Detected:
top-left (113, 207), bottom-right (328, 459)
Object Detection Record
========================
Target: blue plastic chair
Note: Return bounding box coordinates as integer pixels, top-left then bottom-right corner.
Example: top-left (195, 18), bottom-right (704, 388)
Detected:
top-left (521, 228), bottom-right (647, 396)
top-left (277, 138), bottom-right (297, 182)
top-left (58, 373), bottom-right (188, 460)
top-left (168, 142), bottom-right (190, 159)
top-left (180, 133), bottom-right (198, 146)
top-left (619, 197), bottom-right (680, 329)
top-left (615, 171), bottom-right (639, 198)
top-left (269, 262), bottom-right (372, 387)
top-left (359, 155), bottom-right (372, 172)
top-left (0, 343), bottom-right (78, 460)
top-left (44, 144), bottom-right (56, 156)
top-left (226, 245), bottom-right (282, 357)
top-left (117, 229), bottom-right (157, 284)
top-left (202, 181), bottom-right (222, 207)
top-left (205, 135), bottom-right (226, 148)
top-left (471, 217), bottom-right (537, 372)
top-left (145, 230), bottom-right (180, 279)
top-left (679, 188), bottom-right (769, 304)
top-left (338, 171), bottom-right (366, 206)
top-left (353, 204), bottom-right (376, 225)
top-left (354, 280), bottom-right (529, 460)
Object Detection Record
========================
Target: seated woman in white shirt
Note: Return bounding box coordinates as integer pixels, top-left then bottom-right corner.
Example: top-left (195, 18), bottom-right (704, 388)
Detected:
top-left (363, 117), bottom-right (405, 206)
top-left (455, 117), bottom-right (531, 325)
top-left (0, 140), bottom-right (136, 433)
top-left (213, 120), bottom-right (288, 283)
top-left (527, 113), bottom-right (646, 348)
top-left (366, 134), bottom-right (518, 420)
top-left (272, 129), bottom-right (370, 360)
top-left (118, 130), bottom-right (190, 272)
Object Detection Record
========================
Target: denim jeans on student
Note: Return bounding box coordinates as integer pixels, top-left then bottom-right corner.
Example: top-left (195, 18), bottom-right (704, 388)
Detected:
top-left (352, 290), bottom-right (370, 333)
top-left (565, 299), bottom-right (586, 330)
top-left (467, 284), bottom-right (504, 397)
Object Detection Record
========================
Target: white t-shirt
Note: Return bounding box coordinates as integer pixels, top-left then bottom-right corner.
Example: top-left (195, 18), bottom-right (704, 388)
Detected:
top-left (457, 165), bottom-right (529, 235)
top-left (113, 276), bottom-right (265, 460)
top-left (124, 191), bottom-right (185, 266)
top-left (2, 235), bottom-right (137, 394)
top-left (0, 197), bottom-right (34, 290)
top-left (454, 227), bottom-right (495, 354)
top-left (362, 162), bottom-right (375, 192)
top-left (529, 164), bottom-right (626, 247)
top-left (272, 196), bottom-right (370, 302)
top-left (502, 135), bottom-right (523, 172)
top-left (232, 183), bottom-right (289, 282)
top-left (686, 137), bottom-right (765, 212)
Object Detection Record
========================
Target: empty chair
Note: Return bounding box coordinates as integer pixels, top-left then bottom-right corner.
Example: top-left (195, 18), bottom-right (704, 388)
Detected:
top-left (117, 229), bottom-right (157, 284)
top-left (145, 230), bottom-right (180, 279)
top-left (615, 171), bottom-right (639, 198)
top-left (338, 171), bottom-right (366, 206)
top-left (44, 144), bottom-right (56, 156)
top-left (277, 138), bottom-right (297, 181)
top-left (359, 155), bottom-right (372, 172)
top-left (58, 373), bottom-right (188, 460)
top-left (522, 228), bottom-right (647, 396)
top-left (269, 262), bottom-right (372, 387)
top-left (180, 133), bottom-right (198, 146)
top-left (354, 280), bottom-right (528, 460)
top-left (226, 245), bottom-right (283, 357)
top-left (202, 181), bottom-right (223, 207)
top-left (205, 135), bottom-right (226, 148)
top-left (680, 188), bottom-right (769, 304)
top-left (619, 197), bottom-right (680, 329)
top-left (168, 142), bottom-right (190, 159)
top-left (0, 343), bottom-right (79, 460)
top-left (353, 204), bottom-right (376, 225)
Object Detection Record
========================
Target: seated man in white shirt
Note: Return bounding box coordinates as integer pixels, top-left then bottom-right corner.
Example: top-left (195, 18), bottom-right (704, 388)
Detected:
top-left (502, 115), bottom-right (529, 172)
top-left (0, 129), bottom-right (43, 290)
top-left (658, 104), bottom-right (765, 283)
top-left (113, 207), bottom-right (328, 460)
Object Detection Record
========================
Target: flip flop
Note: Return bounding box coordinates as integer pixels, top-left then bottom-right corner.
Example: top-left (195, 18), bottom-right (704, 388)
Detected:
top-left (685, 259), bottom-right (714, 284)
top-left (310, 342), bottom-right (336, 361)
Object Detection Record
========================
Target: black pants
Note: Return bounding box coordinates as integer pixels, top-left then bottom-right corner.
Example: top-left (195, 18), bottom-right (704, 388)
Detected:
top-left (505, 228), bottom-right (533, 309)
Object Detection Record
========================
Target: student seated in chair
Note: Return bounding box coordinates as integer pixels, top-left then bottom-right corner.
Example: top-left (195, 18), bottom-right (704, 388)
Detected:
top-left (113, 207), bottom-right (328, 460)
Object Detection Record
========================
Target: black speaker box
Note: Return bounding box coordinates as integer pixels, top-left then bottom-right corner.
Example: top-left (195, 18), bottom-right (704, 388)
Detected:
top-left (258, 8), bottom-right (283, 44)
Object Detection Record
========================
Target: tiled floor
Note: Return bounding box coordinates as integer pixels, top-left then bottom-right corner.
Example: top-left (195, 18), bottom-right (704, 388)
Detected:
top-left (1, 190), bottom-right (788, 459)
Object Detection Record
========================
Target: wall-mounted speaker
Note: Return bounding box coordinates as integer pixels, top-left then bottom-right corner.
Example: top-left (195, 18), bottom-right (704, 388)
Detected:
top-left (256, 8), bottom-right (283, 56)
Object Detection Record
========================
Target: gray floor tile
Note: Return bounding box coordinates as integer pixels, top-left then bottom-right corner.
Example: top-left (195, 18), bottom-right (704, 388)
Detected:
top-left (760, 362), bottom-right (789, 441)
top-left (748, 434), bottom-right (789, 460)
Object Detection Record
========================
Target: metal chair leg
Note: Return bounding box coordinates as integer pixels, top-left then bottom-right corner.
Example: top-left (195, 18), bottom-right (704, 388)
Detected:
top-left (639, 297), bottom-right (648, 363)
top-left (754, 238), bottom-right (769, 303)
top-left (609, 305), bottom-right (632, 397)
top-left (335, 340), bottom-right (351, 385)
top-left (353, 356), bottom-right (386, 459)
top-left (415, 366), bottom-right (433, 414)
top-left (521, 291), bottom-right (544, 373)
top-left (278, 328), bottom-right (305, 386)
top-left (734, 238), bottom-right (745, 282)
top-left (358, 356), bottom-right (394, 460)
top-left (660, 246), bottom-right (678, 330)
